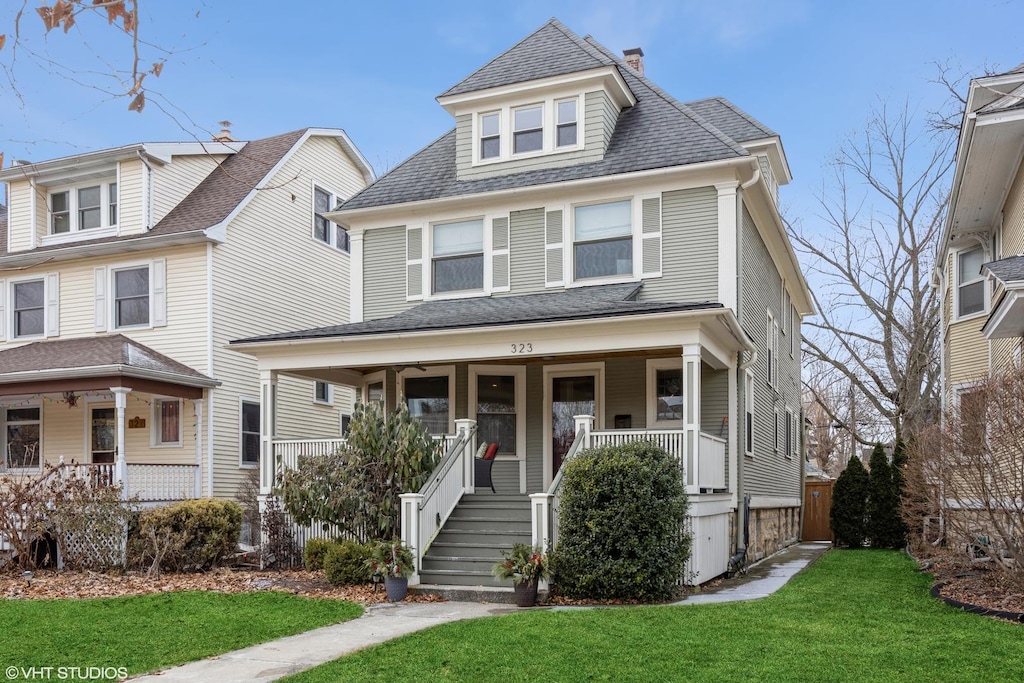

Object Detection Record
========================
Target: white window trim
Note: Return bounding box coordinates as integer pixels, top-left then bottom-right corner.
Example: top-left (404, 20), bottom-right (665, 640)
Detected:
top-left (312, 182), bottom-right (350, 253)
top-left (954, 245), bottom-right (988, 321)
top-left (239, 397), bottom-right (260, 469)
top-left (773, 407), bottom-right (780, 453)
top-left (362, 370), bottom-right (387, 406)
top-left (7, 274), bottom-right (49, 341)
top-left (426, 217), bottom-right (487, 299)
top-left (468, 365), bottom-right (526, 460)
top-left (471, 92), bottom-right (585, 166)
top-left (790, 304), bottom-right (797, 358)
top-left (645, 358), bottom-right (684, 428)
top-left (41, 177), bottom-right (119, 246)
top-left (397, 365), bottom-right (457, 435)
top-left (567, 196), bottom-right (639, 287)
top-left (340, 412), bottom-right (352, 437)
top-left (785, 406), bottom-right (794, 460)
top-left (744, 370), bottom-right (755, 457)
top-left (2, 399), bottom-right (43, 473)
top-left (151, 397), bottom-right (183, 448)
top-left (767, 310), bottom-right (779, 388)
top-left (107, 259), bottom-right (163, 331)
top-left (542, 361), bottom-right (605, 490)
top-left (313, 381), bottom-right (334, 406)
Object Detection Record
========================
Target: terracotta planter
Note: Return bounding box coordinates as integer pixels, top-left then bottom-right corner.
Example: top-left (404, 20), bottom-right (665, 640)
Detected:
top-left (385, 576), bottom-right (409, 602)
top-left (513, 579), bottom-right (539, 607)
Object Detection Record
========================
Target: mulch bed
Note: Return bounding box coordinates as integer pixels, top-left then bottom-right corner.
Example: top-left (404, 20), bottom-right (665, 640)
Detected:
top-left (0, 568), bottom-right (444, 604)
top-left (920, 553), bottom-right (1024, 621)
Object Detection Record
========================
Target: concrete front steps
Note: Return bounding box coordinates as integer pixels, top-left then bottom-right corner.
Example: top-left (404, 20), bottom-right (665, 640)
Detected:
top-left (418, 493), bottom-right (532, 589)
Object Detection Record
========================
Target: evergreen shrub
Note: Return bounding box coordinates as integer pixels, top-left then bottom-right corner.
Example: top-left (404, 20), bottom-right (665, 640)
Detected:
top-left (831, 456), bottom-right (869, 547)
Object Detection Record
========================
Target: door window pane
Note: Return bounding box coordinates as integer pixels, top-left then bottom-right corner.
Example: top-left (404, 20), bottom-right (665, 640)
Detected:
top-left (477, 375), bottom-right (516, 454)
top-left (655, 368), bottom-right (683, 422)
top-left (551, 376), bottom-right (595, 475)
top-left (156, 399), bottom-right (180, 445)
top-left (406, 376), bottom-right (449, 435)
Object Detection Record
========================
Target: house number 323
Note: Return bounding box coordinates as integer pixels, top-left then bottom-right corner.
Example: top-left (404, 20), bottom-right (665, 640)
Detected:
top-left (511, 343), bottom-right (533, 354)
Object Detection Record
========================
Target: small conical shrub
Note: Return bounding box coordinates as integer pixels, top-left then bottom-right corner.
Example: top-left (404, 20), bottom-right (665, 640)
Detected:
top-left (867, 443), bottom-right (903, 548)
top-left (831, 455), bottom-right (869, 547)
top-left (890, 439), bottom-right (909, 547)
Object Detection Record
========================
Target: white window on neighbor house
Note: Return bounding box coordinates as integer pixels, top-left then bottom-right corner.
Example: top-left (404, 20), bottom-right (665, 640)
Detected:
top-left (774, 408), bottom-right (780, 453)
top-left (49, 180), bottom-right (118, 235)
top-left (313, 185), bottom-right (350, 253)
top-left (431, 219), bottom-right (484, 294)
top-left (785, 407), bottom-right (794, 458)
top-left (341, 413), bottom-right (352, 436)
top-left (152, 398), bottom-right (182, 447)
top-left (12, 279), bottom-right (44, 338)
top-left (767, 311), bottom-right (778, 387)
top-left (240, 400), bottom-right (260, 467)
top-left (745, 371), bottom-right (754, 455)
top-left (556, 98), bottom-right (578, 148)
top-left (957, 246), bottom-right (986, 318)
top-left (4, 405), bottom-right (41, 471)
top-left (314, 381), bottom-right (332, 405)
top-left (513, 104), bottom-right (543, 154)
top-left (573, 199), bottom-right (632, 281)
top-left (113, 266), bottom-right (150, 328)
top-left (646, 359), bottom-right (683, 427)
top-left (480, 111), bottom-right (501, 160)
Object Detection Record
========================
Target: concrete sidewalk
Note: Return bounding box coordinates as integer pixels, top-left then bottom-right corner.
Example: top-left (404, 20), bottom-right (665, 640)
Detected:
top-left (130, 542), bottom-right (830, 682)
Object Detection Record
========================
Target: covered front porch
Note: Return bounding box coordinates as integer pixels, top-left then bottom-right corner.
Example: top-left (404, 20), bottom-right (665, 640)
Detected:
top-left (234, 286), bottom-right (753, 585)
top-left (0, 335), bottom-right (218, 503)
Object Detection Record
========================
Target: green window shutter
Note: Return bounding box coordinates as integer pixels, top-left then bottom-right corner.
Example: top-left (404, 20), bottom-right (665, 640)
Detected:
top-left (641, 196), bottom-right (662, 278)
top-left (492, 215), bottom-right (510, 292)
top-left (407, 226), bottom-right (423, 299)
top-left (545, 209), bottom-right (563, 287)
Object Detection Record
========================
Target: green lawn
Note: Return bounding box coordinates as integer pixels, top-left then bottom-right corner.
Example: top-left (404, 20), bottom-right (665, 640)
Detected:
top-left (0, 591), bottom-right (361, 680)
top-left (284, 551), bottom-right (1023, 683)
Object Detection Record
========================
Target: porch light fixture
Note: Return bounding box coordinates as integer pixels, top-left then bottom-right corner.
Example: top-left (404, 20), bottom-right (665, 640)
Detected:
top-left (62, 391), bottom-right (78, 408)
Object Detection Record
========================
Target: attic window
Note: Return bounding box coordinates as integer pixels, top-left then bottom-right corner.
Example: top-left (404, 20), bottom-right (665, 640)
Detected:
top-left (513, 105), bottom-right (543, 154)
top-left (480, 112), bottom-right (500, 160)
top-left (49, 180), bottom-right (118, 235)
top-left (556, 99), bottom-right (577, 147)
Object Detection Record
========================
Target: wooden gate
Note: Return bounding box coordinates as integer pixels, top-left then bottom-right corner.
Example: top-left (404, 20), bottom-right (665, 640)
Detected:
top-left (802, 480), bottom-right (834, 542)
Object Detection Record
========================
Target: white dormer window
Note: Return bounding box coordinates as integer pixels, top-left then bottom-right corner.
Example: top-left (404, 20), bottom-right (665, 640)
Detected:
top-left (556, 99), bottom-right (577, 147)
top-left (49, 180), bottom-right (117, 234)
top-left (480, 112), bottom-right (500, 160)
top-left (432, 219), bottom-right (484, 294)
top-left (513, 104), bottom-right (543, 154)
top-left (313, 185), bottom-right (350, 253)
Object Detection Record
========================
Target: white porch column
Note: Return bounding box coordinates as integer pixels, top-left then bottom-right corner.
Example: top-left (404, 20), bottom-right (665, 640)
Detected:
top-left (111, 386), bottom-right (131, 499)
top-left (193, 397), bottom-right (204, 499)
top-left (573, 414), bottom-right (594, 450)
top-left (682, 345), bottom-right (702, 493)
top-left (400, 492), bottom-right (424, 585)
top-left (349, 228), bottom-right (365, 323)
top-left (454, 418), bottom-right (477, 493)
top-left (258, 370), bottom-right (278, 495)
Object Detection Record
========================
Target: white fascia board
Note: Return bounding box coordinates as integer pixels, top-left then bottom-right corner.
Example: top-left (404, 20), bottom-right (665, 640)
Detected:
top-left (0, 364), bottom-right (221, 388)
top-left (141, 141), bottom-right (244, 164)
top-left (0, 230), bottom-right (212, 269)
top-left (0, 144), bottom-right (146, 182)
top-left (743, 137), bottom-right (792, 185)
top-left (305, 127), bottom-right (376, 185)
top-left (327, 155), bottom-right (754, 225)
top-left (436, 66), bottom-right (635, 114)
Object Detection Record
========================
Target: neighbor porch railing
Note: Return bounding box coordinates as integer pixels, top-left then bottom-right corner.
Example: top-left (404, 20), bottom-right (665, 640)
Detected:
top-left (400, 419), bottom-right (478, 584)
top-left (54, 461), bottom-right (199, 503)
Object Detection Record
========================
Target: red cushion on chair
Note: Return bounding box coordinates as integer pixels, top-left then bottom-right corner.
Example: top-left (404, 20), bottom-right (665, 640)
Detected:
top-left (483, 442), bottom-right (499, 460)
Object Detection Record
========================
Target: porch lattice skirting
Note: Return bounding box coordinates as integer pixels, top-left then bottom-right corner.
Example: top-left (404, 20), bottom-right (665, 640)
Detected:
top-left (61, 522), bottom-right (128, 569)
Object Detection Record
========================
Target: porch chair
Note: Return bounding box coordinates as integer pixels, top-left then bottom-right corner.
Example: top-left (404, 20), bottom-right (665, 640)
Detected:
top-left (475, 442), bottom-right (499, 494)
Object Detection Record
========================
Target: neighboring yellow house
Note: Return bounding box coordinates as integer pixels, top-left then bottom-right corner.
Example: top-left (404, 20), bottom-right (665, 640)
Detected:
top-left (940, 65), bottom-right (1024, 412)
top-left (0, 128), bottom-right (373, 513)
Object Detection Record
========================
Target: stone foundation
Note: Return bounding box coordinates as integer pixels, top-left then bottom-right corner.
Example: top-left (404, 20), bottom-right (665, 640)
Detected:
top-left (747, 506), bottom-right (801, 562)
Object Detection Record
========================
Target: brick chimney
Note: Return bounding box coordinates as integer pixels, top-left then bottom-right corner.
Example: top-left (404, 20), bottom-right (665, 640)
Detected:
top-left (623, 48), bottom-right (644, 76)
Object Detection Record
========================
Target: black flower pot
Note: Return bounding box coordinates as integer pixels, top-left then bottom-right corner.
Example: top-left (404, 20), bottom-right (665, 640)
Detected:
top-left (385, 576), bottom-right (409, 601)
top-left (513, 579), bottom-right (539, 607)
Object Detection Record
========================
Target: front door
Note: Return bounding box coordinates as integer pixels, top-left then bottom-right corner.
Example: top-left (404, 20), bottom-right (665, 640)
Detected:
top-left (90, 407), bottom-right (116, 464)
top-left (550, 375), bottom-right (596, 479)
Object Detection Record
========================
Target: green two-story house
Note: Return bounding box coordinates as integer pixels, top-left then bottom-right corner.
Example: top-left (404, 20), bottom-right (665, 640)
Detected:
top-left (233, 19), bottom-right (813, 587)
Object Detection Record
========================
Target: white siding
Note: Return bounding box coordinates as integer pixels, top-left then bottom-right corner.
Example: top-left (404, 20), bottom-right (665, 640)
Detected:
top-left (117, 158), bottom-right (146, 236)
top-left (150, 155), bottom-right (225, 226)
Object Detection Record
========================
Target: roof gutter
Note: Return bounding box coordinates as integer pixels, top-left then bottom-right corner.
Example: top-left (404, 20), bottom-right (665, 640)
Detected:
top-left (0, 364), bottom-right (221, 388)
top-left (0, 230), bottom-right (213, 270)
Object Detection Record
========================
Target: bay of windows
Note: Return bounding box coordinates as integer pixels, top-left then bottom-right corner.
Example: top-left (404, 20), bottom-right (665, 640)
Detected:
top-left (50, 181), bottom-right (117, 234)
top-left (432, 219), bottom-right (483, 293)
top-left (574, 200), bottom-right (632, 280)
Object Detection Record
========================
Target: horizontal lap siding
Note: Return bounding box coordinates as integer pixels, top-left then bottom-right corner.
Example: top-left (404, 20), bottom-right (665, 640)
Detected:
top-left (1001, 161), bottom-right (1024, 256)
top-left (362, 226), bottom-right (411, 320)
top-left (6, 181), bottom-right (34, 252)
top-left (605, 357), bottom-right (646, 428)
top-left (150, 155), bottom-right (224, 226)
top-left (948, 321), bottom-right (990, 385)
top-left (454, 114), bottom-right (473, 175)
top-left (505, 208), bottom-right (545, 295)
top-left (211, 135), bottom-right (365, 498)
top-left (701, 366), bottom-right (729, 440)
top-left (641, 187), bottom-right (718, 302)
top-left (739, 203), bottom-right (799, 498)
top-left (117, 158), bottom-right (146, 236)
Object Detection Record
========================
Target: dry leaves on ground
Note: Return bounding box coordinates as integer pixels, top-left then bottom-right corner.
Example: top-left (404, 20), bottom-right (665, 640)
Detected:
top-left (925, 555), bottom-right (1024, 614)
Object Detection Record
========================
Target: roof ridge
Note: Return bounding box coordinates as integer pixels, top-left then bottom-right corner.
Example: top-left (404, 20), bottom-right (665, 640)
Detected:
top-left (690, 96), bottom-right (776, 138)
top-left (583, 37), bottom-right (749, 158)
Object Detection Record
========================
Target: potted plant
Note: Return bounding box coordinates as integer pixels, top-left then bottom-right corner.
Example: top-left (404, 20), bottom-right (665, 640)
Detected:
top-left (367, 539), bottom-right (414, 601)
top-left (492, 543), bottom-right (549, 607)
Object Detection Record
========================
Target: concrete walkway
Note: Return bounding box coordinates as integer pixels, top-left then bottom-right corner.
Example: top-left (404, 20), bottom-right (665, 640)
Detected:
top-left (130, 542), bottom-right (830, 682)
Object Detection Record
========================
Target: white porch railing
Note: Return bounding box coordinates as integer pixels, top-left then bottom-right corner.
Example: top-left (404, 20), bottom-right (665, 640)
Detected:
top-left (400, 419), bottom-right (477, 584)
top-left (56, 462), bottom-right (199, 502)
top-left (274, 438), bottom-right (348, 475)
top-left (698, 433), bottom-right (727, 490)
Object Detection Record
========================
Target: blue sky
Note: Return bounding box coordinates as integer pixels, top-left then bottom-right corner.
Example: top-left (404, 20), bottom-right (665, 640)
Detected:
top-left (1, 0), bottom-right (1022, 226)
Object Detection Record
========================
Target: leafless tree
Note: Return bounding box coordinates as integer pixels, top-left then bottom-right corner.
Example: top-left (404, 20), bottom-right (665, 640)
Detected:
top-left (790, 100), bottom-right (951, 445)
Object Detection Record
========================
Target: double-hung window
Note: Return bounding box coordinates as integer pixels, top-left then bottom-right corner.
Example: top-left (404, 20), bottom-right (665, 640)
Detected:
top-left (432, 219), bottom-right (483, 293)
top-left (153, 398), bottom-right (181, 447)
top-left (556, 99), bottom-right (578, 147)
top-left (957, 247), bottom-right (985, 317)
top-left (574, 200), bottom-right (632, 280)
top-left (5, 406), bottom-right (41, 470)
top-left (314, 186), bottom-right (349, 252)
top-left (240, 400), bottom-right (260, 466)
top-left (314, 381), bottom-right (332, 405)
top-left (49, 180), bottom-right (117, 235)
top-left (767, 311), bottom-right (778, 387)
top-left (513, 105), bottom-right (543, 154)
top-left (480, 112), bottom-right (500, 160)
top-left (113, 266), bottom-right (149, 328)
top-left (12, 280), bottom-right (44, 338)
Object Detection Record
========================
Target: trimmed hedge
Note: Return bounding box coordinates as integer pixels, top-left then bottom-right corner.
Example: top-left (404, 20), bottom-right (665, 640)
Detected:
top-left (323, 540), bottom-right (374, 586)
top-left (304, 538), bottom-right (336, 572)
top-left (131, 498), bottom-right (242, 572)
top-left (553, 441), bottom-right (690, 601)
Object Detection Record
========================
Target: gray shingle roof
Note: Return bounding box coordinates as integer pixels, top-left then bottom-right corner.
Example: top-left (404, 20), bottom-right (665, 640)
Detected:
top-left (984, 255), bottom-right (1024, 282)
top-left (343, 24), bottom-right (753, 211)
top-left (684, 97), bottom-right (777, 142)
top-left (440, 18), bottom-right (612, 98)
top-left (0, 129), bottom-right (307, 257)
top-left (0, 334), bottom-right (216, 386)
top-left (233, 283), bottom-right (721, 344)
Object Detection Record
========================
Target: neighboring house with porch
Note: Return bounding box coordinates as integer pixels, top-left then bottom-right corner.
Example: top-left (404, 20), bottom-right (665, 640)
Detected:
top-left (939, 64), bottom-right (1024, 409)
top-left (233, 19), bottom-right (813, 586)
top-left (0, 128), bottom-right (372, 510)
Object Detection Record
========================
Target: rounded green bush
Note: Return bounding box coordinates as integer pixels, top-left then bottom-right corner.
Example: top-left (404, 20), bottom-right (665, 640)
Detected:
top-left (130, 498), bottom-right (242, 572)
top-left (552, 440), bottom-right (690, 601)
top-left (304, 538), bottom-right (338, 572)
top-left (323, 540), bottom-right (374, 586)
